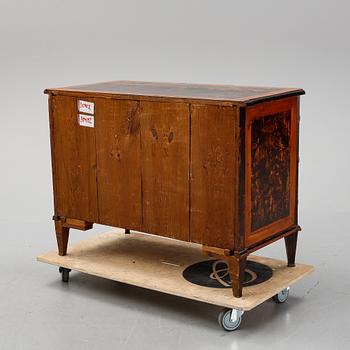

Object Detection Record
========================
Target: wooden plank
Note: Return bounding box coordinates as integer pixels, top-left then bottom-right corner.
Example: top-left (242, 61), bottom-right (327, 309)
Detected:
top-left (50, 95), bottom-right (98, 222)
top-left (37, 230), bottom-right (314, 311)
top-left (44, 81), bottom-right (305, 106)
top-left (140, 101), bottom-right (190, 240)
top-left (95, 98), bottom-right (142, 230)
top-left (62, 218), bottom-right (93, 231)
top-left (190, 104), bottom-right (237, 249)
top-left (202, 245), bottom-right (231, 257)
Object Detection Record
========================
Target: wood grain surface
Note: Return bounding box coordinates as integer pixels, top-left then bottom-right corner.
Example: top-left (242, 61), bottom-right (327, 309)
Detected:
top-left (190, 105), bottom-right (237, 249)
top-left (95, 98), bottom-right (142, 230)
top-left (140, 101), bottom-right (190, 240)
top-left (50, 95), bottom-right (98, 222)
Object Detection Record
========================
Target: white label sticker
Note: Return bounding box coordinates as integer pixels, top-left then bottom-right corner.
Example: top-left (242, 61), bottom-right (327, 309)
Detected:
top-left (78, 114), bottom-right (94, 128)
top-left (78, 100), bottom-right (94, 114)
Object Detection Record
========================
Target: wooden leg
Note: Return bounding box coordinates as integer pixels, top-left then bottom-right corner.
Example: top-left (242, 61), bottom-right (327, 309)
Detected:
top-left (285, 231), bottom-right (298, 267)
top-left (53, 216), bottom-right (93, 256)
top-left (54, 220), bottom-right (70, 256)
top-left (227, 255), bottom-right (247, 298)
top-left (202, 245), bottom-right (246, 298)
top-left (125, 229), bottom-right (130, 234)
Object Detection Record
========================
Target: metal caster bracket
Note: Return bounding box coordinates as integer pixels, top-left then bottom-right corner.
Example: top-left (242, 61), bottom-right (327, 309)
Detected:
top-left (59, 266), bottom-right (71, 283)
top-left (272, 286), bottom-right (290, 303)
top-left (218, 308), bottom-right (244, 331)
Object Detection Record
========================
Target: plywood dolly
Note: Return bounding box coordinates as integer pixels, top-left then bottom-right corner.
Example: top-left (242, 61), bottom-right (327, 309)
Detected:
top-left (37, 231), bottom-right (314, 332)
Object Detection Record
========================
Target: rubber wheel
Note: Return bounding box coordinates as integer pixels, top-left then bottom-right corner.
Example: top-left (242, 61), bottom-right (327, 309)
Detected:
top-left (218, 309), bottom-right (242, 331)
top-left (272, 287), bottom-right (290, 303)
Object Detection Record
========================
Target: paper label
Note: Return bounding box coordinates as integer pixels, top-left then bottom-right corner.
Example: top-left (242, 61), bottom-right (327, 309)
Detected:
top-left (78, 114), bottom-right (94, 128)
top-left (78, 100), bottom-right (94, 114)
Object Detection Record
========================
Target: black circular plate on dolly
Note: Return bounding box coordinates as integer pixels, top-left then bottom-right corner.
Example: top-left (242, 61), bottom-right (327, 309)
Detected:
top-left (182, 259), bottom-right (273, 288)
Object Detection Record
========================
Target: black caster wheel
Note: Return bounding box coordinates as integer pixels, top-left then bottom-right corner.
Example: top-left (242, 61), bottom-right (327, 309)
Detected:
top-left (218, 308), bottom-right (244, 331)
top-left (272, 287), bottom-right (290, 303)
top-left (59, 267), bottom-right (71, 282)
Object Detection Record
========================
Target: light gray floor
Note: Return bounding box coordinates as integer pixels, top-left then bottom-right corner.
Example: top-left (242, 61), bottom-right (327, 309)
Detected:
top-left (0, 211), bottom-right (349, 350)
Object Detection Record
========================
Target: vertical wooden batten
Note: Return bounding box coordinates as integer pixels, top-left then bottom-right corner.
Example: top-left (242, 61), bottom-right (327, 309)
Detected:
top-left (94, 98), bottom-right (142, 230)
top-left (234, 106), bottom-right (246, 253)
top-left (190, 104), bottom-right (237, 249)
top-left (188, 103), bottom-right (192, 243)
top-left (49, 95), bottom-right (99, 222)
top-left (140, 101), bottom-right (190, 240)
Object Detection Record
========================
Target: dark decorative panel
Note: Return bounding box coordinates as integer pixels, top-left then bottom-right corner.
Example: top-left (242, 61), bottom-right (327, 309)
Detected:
top-left (251, 111), bottom-right (291, 231)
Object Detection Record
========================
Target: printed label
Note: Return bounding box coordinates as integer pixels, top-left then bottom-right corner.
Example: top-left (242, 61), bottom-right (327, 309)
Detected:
top-left (78, 100), bottom-right (94, 114)
top-left (78, 114), bottom-right (94, 128)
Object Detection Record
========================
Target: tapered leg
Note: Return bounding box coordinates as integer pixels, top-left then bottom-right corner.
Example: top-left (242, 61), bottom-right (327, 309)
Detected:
top-left (125, 229), bottom-right (130, 234)
top-left (227, 255), bottom-right (247, 298)
top-left (54, 220), bottom-right (70, 256)
top-left (285, 231), bottom-right (298, 267)
top-left (201, 245), bottom-right (246, 298)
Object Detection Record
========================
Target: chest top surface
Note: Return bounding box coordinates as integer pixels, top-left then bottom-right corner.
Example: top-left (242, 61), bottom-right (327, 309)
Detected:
top-left (45, 81), bottom-right (304, 106)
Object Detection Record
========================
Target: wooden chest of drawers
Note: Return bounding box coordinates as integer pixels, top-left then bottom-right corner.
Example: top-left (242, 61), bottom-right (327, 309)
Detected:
top-left (45, 81), bottom-right (304, 297)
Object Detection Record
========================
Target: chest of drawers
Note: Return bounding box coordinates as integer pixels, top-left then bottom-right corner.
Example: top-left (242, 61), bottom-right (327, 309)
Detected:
top-left (45, 81), bottom-right (304, 297)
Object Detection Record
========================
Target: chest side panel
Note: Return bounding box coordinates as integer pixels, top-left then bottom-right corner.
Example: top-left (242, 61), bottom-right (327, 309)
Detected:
top-left (140, 101), bottom-right (190, 240)
top-left (50, 95), bottom-right (98, 222)
top-left (190, 104), bottom-right (237, 249)
top-left (245, 97), bottom-right (298, 246)
top-left (95, 98), bottom-right (142, 230)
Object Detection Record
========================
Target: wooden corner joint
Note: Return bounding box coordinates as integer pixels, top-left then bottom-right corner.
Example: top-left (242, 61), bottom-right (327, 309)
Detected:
top-left (52, 215), bottom-right (93, 231)
top-left (281, 225), bottom-right (301, 239)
